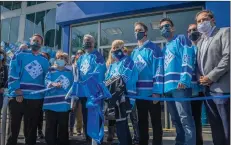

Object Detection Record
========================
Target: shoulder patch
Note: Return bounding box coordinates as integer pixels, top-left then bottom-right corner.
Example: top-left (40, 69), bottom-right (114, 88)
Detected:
top-left (92, 50), bottom-right (105, 64)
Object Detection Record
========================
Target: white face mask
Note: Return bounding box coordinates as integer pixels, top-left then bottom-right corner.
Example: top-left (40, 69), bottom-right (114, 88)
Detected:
top-left (197, 20), bottom-right (212, 34)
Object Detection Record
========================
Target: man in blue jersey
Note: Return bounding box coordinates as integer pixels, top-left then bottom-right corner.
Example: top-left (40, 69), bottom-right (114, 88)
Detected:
top-left (7, 34), bottom-right (49, 145)
top-left (159, 18), bottom-right (196, 145)
top-left (76, 34), bottom-right (106, 144)
top-left (131, 22), bottom-right (163, 145)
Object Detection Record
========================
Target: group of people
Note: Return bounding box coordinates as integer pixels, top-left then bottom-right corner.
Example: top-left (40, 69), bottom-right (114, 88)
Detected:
top-left (0, 9), bottom-right (230, 145)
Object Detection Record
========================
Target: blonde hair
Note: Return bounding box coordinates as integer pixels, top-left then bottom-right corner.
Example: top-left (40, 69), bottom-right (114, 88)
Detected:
top-left (54, 51), bottom-right (69, 66)
top-left (106, 40), bottom-right (124, 67)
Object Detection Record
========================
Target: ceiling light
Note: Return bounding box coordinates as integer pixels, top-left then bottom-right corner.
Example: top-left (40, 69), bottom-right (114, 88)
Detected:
top-left (104, 27), bottom-right (122, 35)
top-left (151, 21), bottom-right (160, 30)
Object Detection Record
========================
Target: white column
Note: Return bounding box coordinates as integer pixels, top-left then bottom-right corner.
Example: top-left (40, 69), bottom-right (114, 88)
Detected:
top-left (17, 2), bottom-right (27, 42)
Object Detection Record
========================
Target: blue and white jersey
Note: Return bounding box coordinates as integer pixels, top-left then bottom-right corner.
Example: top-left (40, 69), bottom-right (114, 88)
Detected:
top-left (105, 56), bottom-right (138, 95)
top-left (43, 67), bottom-right (73, 112)
top-left (192, 45), bottom-right (203, 96)
top-left (8, 49), bottom-right (49, 99)
top-left (131, 40), bottom-right (164, 97)
top-left (163, 35), bottom-right (195, 93)
top-left (77, 49), bottom-right (106, 82)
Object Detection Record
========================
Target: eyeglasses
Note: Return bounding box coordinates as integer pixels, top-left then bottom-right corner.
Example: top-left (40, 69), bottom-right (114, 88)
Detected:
top-left (159, 24), bottom-right (171, 30)
top-left (187, 28), bottom-right (197, 33)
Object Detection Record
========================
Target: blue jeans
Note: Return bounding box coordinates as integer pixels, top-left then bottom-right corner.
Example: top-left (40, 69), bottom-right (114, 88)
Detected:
top-left (204, 87), bottom-right (230, 145)
top-left (166, 88), bottom-right (196, 145)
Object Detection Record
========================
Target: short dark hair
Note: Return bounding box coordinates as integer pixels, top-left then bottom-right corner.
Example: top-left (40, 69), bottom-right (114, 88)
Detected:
top-left (159, 18), bottom-right (174, 27)
top-left (32, 34), bottom-right (44, 45)
top-left (134, 22), bottom-right (148, 32)
top-left (195, 10), bottom-right (214, 21)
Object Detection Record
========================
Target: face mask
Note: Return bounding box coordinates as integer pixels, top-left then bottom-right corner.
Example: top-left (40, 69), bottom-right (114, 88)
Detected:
top-left (0, 54), bottom-right (3, 61)
top-left (111, 49), bottom-right (125, 60)
top-left (160, 26), bottom-right (171, 38)
top-left (189, 31), bottom-right (201, 42)
top-left (197, 21), bottom-right (212, 34)
top-left (56, 59), bottom-right (66, 67)
top-left (135, 32), bottom-right (145, 41)
top-left (82, 42), bottom-right (92, 50)
top-left (30, 42), bottom-right (40, 51)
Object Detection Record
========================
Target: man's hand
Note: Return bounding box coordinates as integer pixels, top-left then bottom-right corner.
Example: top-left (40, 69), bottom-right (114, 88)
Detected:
top-left (199, 76), bottom-right (213, 86)
top-left (177, 83), bottom-right (186, 89)
top-left (19, 44), bottom-right (28, 50)
top-left (152, 94), bottom-right (160, 104)
top-left (15, 89), bottom-right (23, 95)
top-left (52, 82), bottom-right (62, 88)
top-left (16, 96), bottom-right (23, 103)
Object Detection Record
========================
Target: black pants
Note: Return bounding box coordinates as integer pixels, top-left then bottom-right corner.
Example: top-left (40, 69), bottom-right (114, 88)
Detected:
top-left (45, 110), bottom-right (69, 145)
top-left (6, 98), bottom-right (43, 145)
top-left (191, 92), bottom-right (204, 145)
top-left (80, 97), bottom-right (91, 141)
top-left (37, 110), bottom-right (43, 131)
top-left (136, 100), bottom-right (163, 145)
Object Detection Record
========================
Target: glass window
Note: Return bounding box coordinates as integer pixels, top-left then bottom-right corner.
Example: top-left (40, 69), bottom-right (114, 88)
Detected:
top-left (9, 17), bottom-right (20, 43)
top-left (44, 9), bottom-right (56, 47)
top-left (166, 8), bottom-right (202, 36)
top-left (24, 13), bottom-right (36, 41)
top-left (27, 1), bottom-right (36, 7)
top-left (34, 11), bottom-right (46, 37)
top-left (1, 18), bottom-right (11, 42)
top-left (27, 1), bottom-right (46, 7)
top-left (100, 13), bottom-right (163, 46)
top-left (54, 25), bottom-right (62, 50)
top-left (1, 2), bottom-right (12, 12)
top-left (11, 1), bottom-right (21, 10)
top-left (71, 23), bottom-right (98, 55)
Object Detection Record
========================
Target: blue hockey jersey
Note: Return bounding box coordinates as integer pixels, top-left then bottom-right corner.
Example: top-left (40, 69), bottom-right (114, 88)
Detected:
top-left (163, 35), bottom-right (195, 93)
top-left (77, 49), bottom-right (106, 82)
top-left (105, 56), bottom-right (138, 95)
top-left (131, 40), bottom-right (164, 97)
top-left (8, 50), bottom-right (49, 99)
top-left (43, 67), bottom-right (73, 112)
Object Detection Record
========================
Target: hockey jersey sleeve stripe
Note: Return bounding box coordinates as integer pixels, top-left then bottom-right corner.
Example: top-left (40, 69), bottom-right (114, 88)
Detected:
top-left (44, 96), bottom-right (71, 104)
top-left (8, 76), bottom-right (19, 83)
top-left (153, 76), bottom-right (164, 83)
top-left (20, 84), bottom-right (45, 90)
top-left (182, 65), bottom-right (193, 74)
top-left (136, 82), bottom-right (153, 88)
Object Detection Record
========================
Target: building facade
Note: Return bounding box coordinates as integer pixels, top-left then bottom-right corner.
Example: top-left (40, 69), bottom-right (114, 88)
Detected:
top-left (1, 1), bottom-right (62, 50)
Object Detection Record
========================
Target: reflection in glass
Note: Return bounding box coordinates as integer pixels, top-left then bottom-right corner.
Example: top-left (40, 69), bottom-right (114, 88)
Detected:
top-left (45, 9), bottom-right (56, 47)
top-left (166, 8), bottom-right (202, 36)
top-left (12, 2), bottom-right (21, 10)
top-left (24, 13), bottom-right (35, 41)
top-left (71, 23), bottom-right (98, 55)
top-left (34, 11), bottom-right (46, 37)
top-left (54, 25), bottom-right (62, 50)
top-left (1, 18), bottom-right (11, 42)
top-left (1, 1), bottom-right (12, 12)
top-left (100, 13), bottom-right (163, 46)
top-left (9, 17), bottom-right (20, 43)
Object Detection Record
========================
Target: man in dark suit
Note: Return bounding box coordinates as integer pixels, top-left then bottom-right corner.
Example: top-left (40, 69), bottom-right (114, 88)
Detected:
top-left (196, 10), bottom-right (230, 145)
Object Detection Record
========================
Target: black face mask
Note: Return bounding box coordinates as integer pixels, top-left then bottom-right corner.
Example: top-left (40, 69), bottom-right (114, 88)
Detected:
top-left (188, 31), bottom-right (201, 42)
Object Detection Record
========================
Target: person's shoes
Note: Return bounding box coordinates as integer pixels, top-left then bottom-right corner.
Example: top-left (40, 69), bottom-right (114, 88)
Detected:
top-left (77, 131), bottom-right (82, 136)
top-left (69, 131), bottom-right (74, 137)
top-left (37, 130), bottom-right (44, 139)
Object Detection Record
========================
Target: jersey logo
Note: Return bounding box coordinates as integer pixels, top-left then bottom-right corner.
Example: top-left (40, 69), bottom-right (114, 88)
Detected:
top-left (164, 49), bottom-right (175, 71)
top-left (134, 54), bottom-right (147, 73)
top-left (55, 75), bottom-right (70, 90)
top-left (80, 59), bottom-right (90, 75)
top-left (24, 60), bottom-right (43, 79)
top-left (183, 54), bottom-right (190, 64)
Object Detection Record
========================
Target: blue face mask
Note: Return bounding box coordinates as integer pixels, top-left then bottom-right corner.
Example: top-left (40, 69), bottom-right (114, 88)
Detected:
top-left (135, 32), bottom-right (146, 41)
top-left (111, 49), bottom-right (125, 61)
top-left (82, 42), bottom-right (92, 50)
top-left (160, 24), bottom-right (171, 39)
top-left (0, 54), bottom-right (3, 61)
top-left (30, 42), bottom-right (40, 51)
top-left (56, 59), bottom-right (66, 67)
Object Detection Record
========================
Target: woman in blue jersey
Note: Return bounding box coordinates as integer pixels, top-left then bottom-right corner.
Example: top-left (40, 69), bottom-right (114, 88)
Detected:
top-left (43, 51), bottom-right (73, 145)
top-left (105, 40), bottom-right (138, 145)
